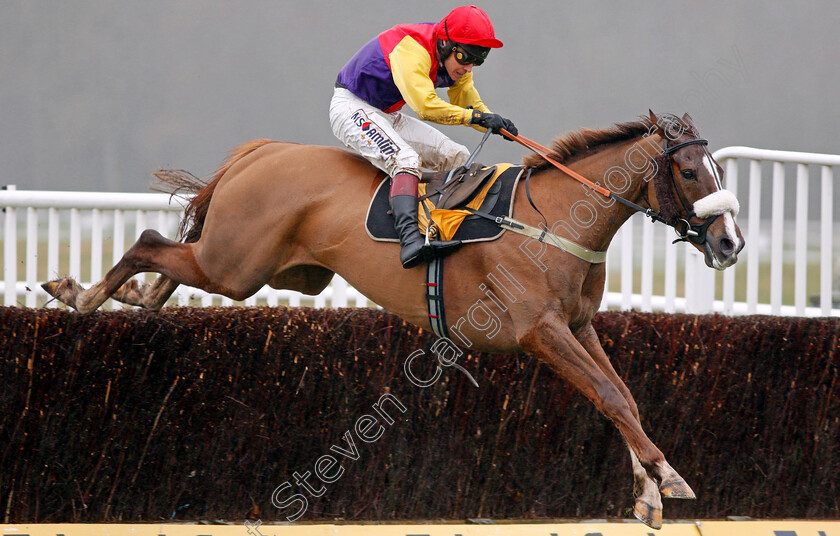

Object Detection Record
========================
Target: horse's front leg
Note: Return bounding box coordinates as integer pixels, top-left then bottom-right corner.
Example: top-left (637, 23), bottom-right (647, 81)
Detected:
top-left (518, 311), bottom-right (694, 528)
top-left (575, 323), bottom-right (665, 528)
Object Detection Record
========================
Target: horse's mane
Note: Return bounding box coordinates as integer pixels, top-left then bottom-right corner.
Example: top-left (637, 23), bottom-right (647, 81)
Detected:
top-left (523, 116), bottom-right (676, 170)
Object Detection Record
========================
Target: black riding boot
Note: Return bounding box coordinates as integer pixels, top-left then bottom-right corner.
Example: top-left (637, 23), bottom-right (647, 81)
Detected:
top-left (390, 194), bottom-right (426, 268)
top-left (390, 173), bottom-right (460, 269)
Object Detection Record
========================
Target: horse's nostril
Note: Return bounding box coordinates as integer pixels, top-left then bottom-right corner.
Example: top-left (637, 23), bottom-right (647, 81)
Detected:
top-left (720, 238), bottom-right (735, 256)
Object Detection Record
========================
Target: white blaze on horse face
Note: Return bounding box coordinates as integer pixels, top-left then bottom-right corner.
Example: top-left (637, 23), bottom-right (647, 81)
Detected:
top-left (722, 212), bottom-right (740, 249)
top-left (703, 154), bottom-right (716, 177)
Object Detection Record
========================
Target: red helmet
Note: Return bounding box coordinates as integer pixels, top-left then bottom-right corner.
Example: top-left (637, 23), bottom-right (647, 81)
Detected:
top-left (437, 5), bottom-right (503, 48)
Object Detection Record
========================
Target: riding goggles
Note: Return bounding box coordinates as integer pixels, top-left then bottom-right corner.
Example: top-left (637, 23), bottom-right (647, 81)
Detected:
top-left (454, 45), bottom-right (489, 66)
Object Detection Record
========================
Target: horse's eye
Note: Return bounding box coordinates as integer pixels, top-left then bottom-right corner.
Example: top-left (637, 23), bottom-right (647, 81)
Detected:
top-left (681, 169), bottom-right (697, 181)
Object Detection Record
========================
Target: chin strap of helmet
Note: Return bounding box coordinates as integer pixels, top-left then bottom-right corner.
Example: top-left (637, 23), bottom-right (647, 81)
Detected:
top-left (436, 20), bottom-right (456, 67)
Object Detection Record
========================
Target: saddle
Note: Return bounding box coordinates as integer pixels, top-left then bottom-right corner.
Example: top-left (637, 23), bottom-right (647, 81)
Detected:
top-left (366, 163), bottom-right (523, 244)
top-left (419, 163), bottom-right (498, 210)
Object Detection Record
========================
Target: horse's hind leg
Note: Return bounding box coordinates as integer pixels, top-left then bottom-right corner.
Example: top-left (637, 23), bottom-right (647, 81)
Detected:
top-left (43, 229), bottom-right (208, 314)
top-left (110, 275), bottom-right (180, 310)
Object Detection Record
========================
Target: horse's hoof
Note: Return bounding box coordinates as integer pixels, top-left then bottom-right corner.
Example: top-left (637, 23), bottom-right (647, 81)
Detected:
top-left (41, 278), bottom-right (81, 310)
top-left (660, 479), bottom-right (696, 499)
top-left (634, 499), bottom-right (663, 529)
top-left (41, 279), bottom-right (62, 298)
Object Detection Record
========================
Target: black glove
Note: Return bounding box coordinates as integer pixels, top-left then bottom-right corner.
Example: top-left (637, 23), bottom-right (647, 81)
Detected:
top-left (470, 110), bottom-right (518, 140)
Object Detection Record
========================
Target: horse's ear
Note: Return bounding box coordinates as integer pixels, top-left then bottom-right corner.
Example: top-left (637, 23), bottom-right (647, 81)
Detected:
top-left (649, 110), bottom-right (666, 136)
top-left (682, 113), bottom-right (700, 135)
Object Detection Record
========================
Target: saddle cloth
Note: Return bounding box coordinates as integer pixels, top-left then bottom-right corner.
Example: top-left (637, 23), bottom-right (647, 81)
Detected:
top-left (366, 164), bottom-right (523, 243)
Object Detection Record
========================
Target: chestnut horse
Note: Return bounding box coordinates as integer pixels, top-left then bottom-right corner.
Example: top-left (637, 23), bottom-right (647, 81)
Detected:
top-left (43, 112), bottom-right (743, 528)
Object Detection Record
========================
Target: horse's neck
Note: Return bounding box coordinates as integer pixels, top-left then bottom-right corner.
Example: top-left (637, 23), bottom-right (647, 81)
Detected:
top-left (535, 135), bottom-right (661, 252)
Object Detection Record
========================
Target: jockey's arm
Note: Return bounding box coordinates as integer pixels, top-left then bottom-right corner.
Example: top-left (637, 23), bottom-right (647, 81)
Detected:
top-left (389, 36), bottom-right (491, 130)
top-left (447, 75), bottom-right (492, 133)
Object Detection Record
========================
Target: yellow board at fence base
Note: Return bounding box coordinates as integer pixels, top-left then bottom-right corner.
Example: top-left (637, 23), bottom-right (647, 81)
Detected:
top-left (1, 521), bottom-right (838, 536)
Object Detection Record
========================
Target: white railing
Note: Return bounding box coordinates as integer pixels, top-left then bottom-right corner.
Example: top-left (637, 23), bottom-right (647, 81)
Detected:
top-left (1, 146), bottom-right (838, 316)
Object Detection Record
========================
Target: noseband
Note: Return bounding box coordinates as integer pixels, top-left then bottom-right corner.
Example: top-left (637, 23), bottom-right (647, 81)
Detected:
top-left (659, 138), bottom-right (724, 246)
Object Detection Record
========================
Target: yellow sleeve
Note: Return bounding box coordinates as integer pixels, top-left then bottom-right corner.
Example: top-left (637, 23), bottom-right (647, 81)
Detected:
top-left (389, 36), bottom-right (473, 126)
top-left (447, 73), bottom-right (491, 113)
top-left (448, 73), bottom-right (493, 132)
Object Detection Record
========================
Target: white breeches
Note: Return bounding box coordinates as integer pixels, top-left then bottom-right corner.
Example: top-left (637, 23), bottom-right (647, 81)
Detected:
top-left (329, 87), bottom-right (470, 178)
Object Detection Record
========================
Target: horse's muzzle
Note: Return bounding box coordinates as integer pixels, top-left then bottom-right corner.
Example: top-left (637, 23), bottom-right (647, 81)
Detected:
top-left (703, 226), bottom-right (744, 270)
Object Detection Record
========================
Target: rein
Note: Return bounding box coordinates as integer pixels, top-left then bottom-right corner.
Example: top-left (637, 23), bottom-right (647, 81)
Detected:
top-left (500, 128), bottom-right (719, 245)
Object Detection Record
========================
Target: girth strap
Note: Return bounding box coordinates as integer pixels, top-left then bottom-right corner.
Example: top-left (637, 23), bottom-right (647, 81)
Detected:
top-left (426, 257), bottom-right (449, 338)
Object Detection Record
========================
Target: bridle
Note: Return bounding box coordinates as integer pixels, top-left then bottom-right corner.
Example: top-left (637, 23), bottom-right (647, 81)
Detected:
top-left (501, 128), bottom-right (726, 247)
top-left (660, 137), bottom-right (725, 245)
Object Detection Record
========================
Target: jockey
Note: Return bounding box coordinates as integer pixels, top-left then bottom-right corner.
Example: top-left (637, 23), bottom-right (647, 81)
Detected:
top-left (330, 5), bottom-right (518, 269)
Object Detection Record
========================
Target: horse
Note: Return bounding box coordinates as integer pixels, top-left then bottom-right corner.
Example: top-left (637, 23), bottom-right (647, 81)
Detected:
top-left (42, 111), bottom-right (744, 528)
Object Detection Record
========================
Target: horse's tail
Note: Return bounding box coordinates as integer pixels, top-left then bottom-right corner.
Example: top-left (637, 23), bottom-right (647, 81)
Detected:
top-left (152, 139), bottom-right (276, 243)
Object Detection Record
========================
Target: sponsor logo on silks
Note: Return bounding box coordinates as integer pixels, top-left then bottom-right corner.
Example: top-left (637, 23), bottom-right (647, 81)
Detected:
top-left (351, 109), bottom-right (399, 156)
